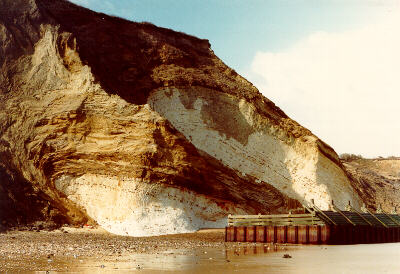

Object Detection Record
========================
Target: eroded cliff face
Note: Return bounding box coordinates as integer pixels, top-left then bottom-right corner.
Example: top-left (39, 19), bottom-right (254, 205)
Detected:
top-left (148, 87), bottom-right (361, 210)
top-left (343, 157), bottom-right (400, 213)
top-left (0, 0), bottom-right (362, 236)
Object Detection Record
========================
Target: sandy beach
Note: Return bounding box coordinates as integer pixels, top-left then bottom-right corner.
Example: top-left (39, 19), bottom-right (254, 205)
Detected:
top-left (0, 227), bottom-right (228, 257)
top-left (0, 227), bottom-right (241, 272)
top-left (2, 227), bottom-right (400, 273)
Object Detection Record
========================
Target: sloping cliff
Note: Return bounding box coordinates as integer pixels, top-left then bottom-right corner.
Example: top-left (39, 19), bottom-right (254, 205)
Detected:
top-left (343, 156), bottom-right (400, 212)
top-left (0, 0), bottom-right (362, 236)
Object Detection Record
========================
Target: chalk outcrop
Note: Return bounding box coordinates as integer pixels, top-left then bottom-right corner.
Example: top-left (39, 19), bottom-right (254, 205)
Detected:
top-left (0, 0), bottom-right (361, 236)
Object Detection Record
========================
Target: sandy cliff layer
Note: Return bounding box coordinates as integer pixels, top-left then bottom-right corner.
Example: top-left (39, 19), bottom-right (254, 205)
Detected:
top-left (343, 157), bottom-right (400, 212)
top-left (0, 0), bottom-right (361, 236)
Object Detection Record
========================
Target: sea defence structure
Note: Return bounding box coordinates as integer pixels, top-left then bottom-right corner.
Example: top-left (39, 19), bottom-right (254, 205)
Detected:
top-left (225, 202), bottom-right (400, 244)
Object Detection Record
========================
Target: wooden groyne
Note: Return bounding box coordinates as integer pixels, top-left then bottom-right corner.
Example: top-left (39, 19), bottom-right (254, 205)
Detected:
top-left (225, 202), bottom-right (400, 245)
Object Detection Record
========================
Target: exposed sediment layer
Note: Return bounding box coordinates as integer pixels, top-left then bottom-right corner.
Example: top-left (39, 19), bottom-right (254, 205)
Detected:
top-left (148, 87), bottom-right (361, 210)
top-left (343, 157), bottom-right (400, 212)
top-left (0, 0), bottom-right (362, 236)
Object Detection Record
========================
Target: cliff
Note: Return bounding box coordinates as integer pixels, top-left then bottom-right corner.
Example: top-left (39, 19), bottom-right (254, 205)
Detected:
top-left (342, 156), bottom-right (400, 212)
top-left (0, 0), bottom-right (362, 236)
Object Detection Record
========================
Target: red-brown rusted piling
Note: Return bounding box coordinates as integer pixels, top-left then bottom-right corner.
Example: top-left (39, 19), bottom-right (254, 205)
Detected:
top-left (276, 226), bottom-right (287, 243)
top-left (320, 225), bottom-right (331, 244)
top-left (236, 227), bottom-right (246, 242)
top-left (226, 226), bottom-right (235, 242)
top-left (256, 226), bottom-right (266, 242)
top-left (266, 226), bottom-right (276, 243)
top-left (246, 226), bottom-right (256, 242)
top-left (309, 225), bottom-right (321, 244)
top-left (298, 225), bottom-right (309, 244)
top-left (287, 226), bottom-right (298, 244)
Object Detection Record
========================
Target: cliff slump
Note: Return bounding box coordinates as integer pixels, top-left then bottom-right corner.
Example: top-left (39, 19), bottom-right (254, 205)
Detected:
top-left (343, 157), bottom-right (400, 212)
top-left (0, 0), bottom-right (361, 235)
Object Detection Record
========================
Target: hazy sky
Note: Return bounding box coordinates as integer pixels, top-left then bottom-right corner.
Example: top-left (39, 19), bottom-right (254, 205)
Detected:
top-left (70, 0), bottom-right (400, 158)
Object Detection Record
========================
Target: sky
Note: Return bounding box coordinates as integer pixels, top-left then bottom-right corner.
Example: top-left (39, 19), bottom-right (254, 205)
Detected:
top-left (70, 0), bottom-right (400, 158)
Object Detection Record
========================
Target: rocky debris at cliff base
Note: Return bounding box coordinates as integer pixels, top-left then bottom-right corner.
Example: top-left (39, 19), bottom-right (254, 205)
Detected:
top-left (0, 228), bottom-right (227, 259)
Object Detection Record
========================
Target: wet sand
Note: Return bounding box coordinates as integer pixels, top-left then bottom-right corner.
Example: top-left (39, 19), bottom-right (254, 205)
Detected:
top-left (1, 228), bottom-right (400, 273)
top-left (0, 227), bottom-right (238, 272)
